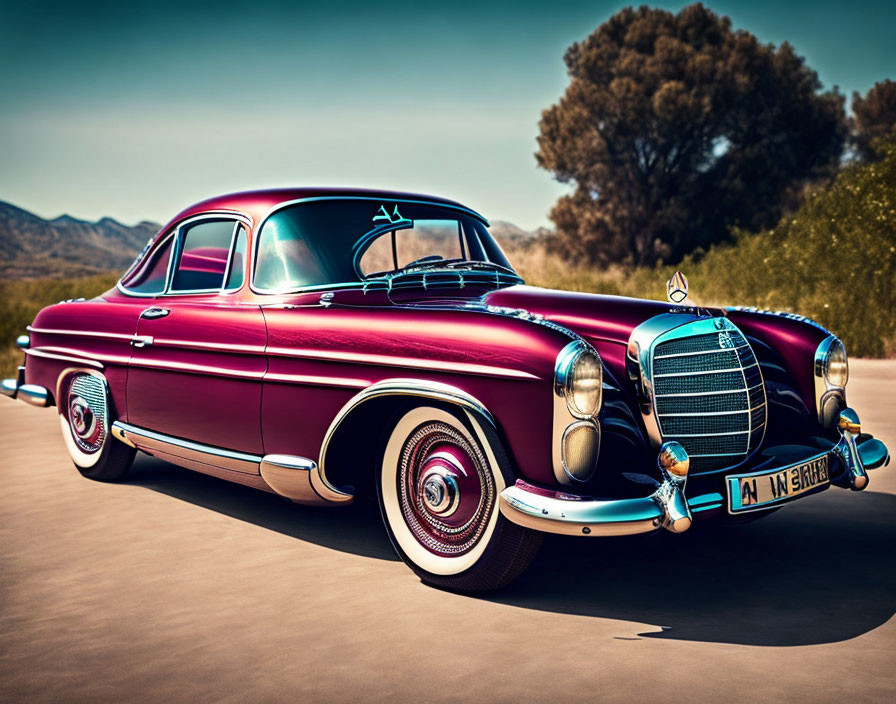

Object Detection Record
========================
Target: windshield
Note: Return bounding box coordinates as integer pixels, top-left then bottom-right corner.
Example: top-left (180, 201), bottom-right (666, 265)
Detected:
top-left (253, 199), bottom-right (514, 292)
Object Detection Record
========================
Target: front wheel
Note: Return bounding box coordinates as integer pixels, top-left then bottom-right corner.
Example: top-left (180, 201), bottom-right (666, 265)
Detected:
top-left (59, 371), bottom-right (135, 481)
top-left (378, 405), bottom-right (542, 593)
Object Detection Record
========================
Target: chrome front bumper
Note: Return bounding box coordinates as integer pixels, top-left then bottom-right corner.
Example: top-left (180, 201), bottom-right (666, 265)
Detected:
top-left (499, 407), bottom-right (890, 538)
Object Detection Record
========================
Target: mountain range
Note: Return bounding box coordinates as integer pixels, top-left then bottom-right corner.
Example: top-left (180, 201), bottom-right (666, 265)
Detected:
top-left (0, 200), bottom-right (538, 279)
top-left (0, 200), bottom-right (161, 279)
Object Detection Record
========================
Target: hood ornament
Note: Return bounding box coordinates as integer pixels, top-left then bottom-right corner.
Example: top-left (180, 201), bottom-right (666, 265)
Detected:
top-left (373, 204), bottom-right (404, 224)
top-left (666, 270), bottom-right (689, 304)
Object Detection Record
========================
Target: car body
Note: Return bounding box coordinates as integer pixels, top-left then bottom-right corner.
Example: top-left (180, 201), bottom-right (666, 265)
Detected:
top-left (3, 187), bottom-right (890, 592)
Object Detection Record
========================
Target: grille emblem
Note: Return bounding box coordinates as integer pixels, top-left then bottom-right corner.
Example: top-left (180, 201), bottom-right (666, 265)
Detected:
top-left (718, 331), bottom-right (735, 348)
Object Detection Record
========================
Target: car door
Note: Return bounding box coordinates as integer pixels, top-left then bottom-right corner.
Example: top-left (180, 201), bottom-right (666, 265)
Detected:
top-left (126, 216), bottom-right (267, 460)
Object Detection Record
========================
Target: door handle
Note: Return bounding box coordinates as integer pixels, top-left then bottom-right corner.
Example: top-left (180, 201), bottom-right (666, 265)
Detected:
top-left (140, 307), bottom-right (170, 320)
top-left (130, 335), bottom-right (154, 348)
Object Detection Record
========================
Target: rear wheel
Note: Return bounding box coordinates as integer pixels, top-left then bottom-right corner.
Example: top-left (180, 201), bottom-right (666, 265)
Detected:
top-left (59, 371), bottom-right (135, 481)
top-left (377, 405), bottom-right (542, 593)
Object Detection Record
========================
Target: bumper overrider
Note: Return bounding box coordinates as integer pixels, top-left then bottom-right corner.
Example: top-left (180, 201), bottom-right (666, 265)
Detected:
top-left (499, 407), bottom-right (890, 538)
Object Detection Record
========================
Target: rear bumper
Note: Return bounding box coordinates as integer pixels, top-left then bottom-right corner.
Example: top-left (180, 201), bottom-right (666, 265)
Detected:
top-left (0, 368), bottom-right (49, 407)
top-left (499, 411), bottom-right (889, 538)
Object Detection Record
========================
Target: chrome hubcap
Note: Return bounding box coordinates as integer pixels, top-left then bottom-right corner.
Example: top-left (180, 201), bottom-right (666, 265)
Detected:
top-left (398, 421), bottom-right (495, 557)
top-left (69, 396), bottom-right (96, 439)
top-left (67, 374), bottom-right (107, 454)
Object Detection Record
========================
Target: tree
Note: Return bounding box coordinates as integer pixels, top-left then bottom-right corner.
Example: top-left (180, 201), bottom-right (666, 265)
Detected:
top-left (852, 79), bottom-right (896, 161)
top-left (535, 3), bottom-right (848, 266)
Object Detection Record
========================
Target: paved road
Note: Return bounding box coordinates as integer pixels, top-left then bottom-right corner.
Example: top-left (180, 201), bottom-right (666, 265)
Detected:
top-left (2, 360), bottom-right (895, 704)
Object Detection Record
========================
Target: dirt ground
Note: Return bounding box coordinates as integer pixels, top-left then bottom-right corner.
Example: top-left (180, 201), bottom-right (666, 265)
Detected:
top-left (1, 359), bottom-right (895, 704)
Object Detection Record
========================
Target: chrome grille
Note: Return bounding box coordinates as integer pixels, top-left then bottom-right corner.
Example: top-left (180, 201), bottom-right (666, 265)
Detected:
top-left (652, 322), bottom-right (766, 473)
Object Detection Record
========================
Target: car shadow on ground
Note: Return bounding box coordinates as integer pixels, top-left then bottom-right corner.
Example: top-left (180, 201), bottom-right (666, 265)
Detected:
top-left (128, 454), bottom-right (896, 647)
top-left (493, 488), bottom-right (896, 646)
top-left (127, 454), bottom-right (399, 561)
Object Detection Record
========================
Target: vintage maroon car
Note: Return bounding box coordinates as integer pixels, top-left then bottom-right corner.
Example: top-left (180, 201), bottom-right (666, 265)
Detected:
top-left (3, 188), bottom-right (890, 592)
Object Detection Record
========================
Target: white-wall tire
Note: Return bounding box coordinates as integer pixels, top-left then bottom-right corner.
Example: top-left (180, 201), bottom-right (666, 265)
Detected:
top-left (378, 404), bottom-right (542, 592)
top-left (58, 370), bottom-right (135, 481)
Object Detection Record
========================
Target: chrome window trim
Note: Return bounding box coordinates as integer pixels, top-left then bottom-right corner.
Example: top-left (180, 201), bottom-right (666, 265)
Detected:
top-left (117, 211), bottom-right (252, 298)
top-left (248, 196), bottom-right (491, 296)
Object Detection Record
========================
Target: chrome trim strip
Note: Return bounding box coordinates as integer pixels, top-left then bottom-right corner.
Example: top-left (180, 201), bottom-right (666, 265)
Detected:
top-left (318, 378), bottom-right (497, 503)
top-left (654, 344), bottom-right (748, 359)
top-left (126, 357), bottom-right (262, 380)
top-left (111, 420), bottom-right (261, 474)
top-left (654, 362), bottom-right (758, 378)
top-left (665, 429), bottom-right (755, 438)
top-left (25, 348), bottom-right (105, 370)
top-left (266, 346), bottom-right (539, 380)
top-left (654, 383), bottom-right (764, 398)
top-left (658, 408), bottom-right (758, 417)
top-left (27, 326), bottom-right (135, 341)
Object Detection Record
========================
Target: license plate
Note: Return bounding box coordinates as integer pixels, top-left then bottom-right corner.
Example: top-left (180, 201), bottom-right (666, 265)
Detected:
top-left (727, 454), bottom-right (830, 513)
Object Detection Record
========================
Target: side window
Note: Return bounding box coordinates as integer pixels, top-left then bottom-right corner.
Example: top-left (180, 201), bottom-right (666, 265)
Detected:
top-left (171, 220), bottom-right (235, 292)
top-left (224, 225), bottom-right (247, 290)
top-left (254, 216), bottom-right (327, 291)
top-left (122, 235), bottom-right (174, 294)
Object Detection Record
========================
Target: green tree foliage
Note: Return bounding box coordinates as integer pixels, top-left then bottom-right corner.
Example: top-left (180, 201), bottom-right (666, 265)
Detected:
top-left (521, 134), bottom-right (896, 357)
top-left (852, 79), bottom-right (896, 162)
top-left (536, 3), bottom-right (848, 266)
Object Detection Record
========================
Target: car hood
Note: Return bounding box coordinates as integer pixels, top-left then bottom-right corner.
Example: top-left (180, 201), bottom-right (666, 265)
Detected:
top-left (482, 285), bottom-right (698, 380)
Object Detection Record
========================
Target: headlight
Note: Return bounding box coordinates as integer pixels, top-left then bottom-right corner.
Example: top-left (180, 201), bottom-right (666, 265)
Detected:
top-left (824, 338), bottom-right (849, 387)
top-left (555, 342), bottom-right (603, 418)
top-left (814, 335), bottom-right (848, 427)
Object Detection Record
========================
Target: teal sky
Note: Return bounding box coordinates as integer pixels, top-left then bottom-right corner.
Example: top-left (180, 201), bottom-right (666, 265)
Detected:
top-left (1, 1), bottom-right (893, 229)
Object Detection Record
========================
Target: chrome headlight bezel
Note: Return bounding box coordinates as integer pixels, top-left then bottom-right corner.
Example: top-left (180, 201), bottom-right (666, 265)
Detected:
top-left (554, 341), bottom-right (603, 419)
top-left (814, 335), bottom-right (848, 426)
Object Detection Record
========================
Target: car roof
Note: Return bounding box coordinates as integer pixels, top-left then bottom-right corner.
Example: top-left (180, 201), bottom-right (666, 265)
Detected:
top-left (161, 187), bottom-right (487, 233)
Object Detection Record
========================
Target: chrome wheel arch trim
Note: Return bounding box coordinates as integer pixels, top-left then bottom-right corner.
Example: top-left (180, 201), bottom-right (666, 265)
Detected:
top-left (317, 378), bottom-right (497, 503)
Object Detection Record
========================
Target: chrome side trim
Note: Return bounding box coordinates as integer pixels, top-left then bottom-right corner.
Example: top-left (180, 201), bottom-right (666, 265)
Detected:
top-left (318, 378), bottom-right (497, 503)
top-left (111, 420), bottom-right (261, 474)
top-left (109, 421), bottom-right (349, 505)
top-left (17, 384), bottom-right (49, 407)
top-left (24, 348), bottom-right (105, 370)
top-left (265, 346), bottom-right (539, 380)
top-left (259, 454), bottom-right (332, 505)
